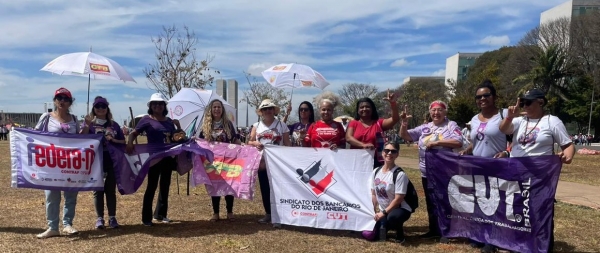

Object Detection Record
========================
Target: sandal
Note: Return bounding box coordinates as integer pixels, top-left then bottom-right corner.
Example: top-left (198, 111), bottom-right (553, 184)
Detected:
top-left (227, 213), bottom-right (236, 222)
top-left (210, 214), bottom-right (219, 222)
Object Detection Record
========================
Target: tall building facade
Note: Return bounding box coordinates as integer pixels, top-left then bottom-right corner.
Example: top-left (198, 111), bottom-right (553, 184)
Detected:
top-left (214, 79), bottom-right (239, 126)
top-left (215, 79), bottom-right (227, 100)
top-left (444, 52), bottom-right (482, 89)
top-left (540, 0), bottom-right (600, 24)
top-left (1, 112), bottom-right (43, 128)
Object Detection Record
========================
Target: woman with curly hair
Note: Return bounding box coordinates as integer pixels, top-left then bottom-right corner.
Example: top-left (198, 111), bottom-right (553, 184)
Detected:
top-left (198, 99), bottom-right (241, 222)
top-left (304, 92), bottom-right (345, 149)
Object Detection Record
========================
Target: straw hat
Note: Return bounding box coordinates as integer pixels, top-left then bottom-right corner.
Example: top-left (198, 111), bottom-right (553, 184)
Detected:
top-left (256, 99), bottom-right (280, 116)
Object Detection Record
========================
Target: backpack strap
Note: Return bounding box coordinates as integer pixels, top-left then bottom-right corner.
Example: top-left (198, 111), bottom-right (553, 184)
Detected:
top-left (72, 114), bottom-right (80, 133)
top-left (42, 113), bottom-right (51, 132)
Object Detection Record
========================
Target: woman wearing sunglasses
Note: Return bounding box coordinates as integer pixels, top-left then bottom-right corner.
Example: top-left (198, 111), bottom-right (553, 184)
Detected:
top-left (459, 80), bottom-right (509, 252)
top-left (126, 93), bottom-right (182, 226)
top-left (499, 88), bottom-right (574, 253)
top-left (284, 101), bottom-right (315, 147)
top-left (367, 141), bottom-right (413, 244)
top-left (248, 99), bottom-right (291, 225)
top-left (34, 87), bottom-right (84, 238)
top-left (398, 100), bottom-right (462, 244)
top-left (304, 95), bottom-right (345, 149)
top-left (81, 96), bottom-right (125, 229)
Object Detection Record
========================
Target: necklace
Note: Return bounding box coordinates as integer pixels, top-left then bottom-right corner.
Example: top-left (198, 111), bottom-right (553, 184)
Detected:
top-left (520, 116), bottom-right (543, 145)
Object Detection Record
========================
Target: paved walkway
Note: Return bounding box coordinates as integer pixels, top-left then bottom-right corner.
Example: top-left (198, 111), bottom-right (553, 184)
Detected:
top-left (396, 157), bottom-right (600, 210)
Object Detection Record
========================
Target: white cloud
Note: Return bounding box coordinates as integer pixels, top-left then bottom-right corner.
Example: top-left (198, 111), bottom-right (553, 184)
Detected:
top-left (123, 94), bottom-right (135, 99)
top-left (390, 58), bottom-right (415, 67)
top-left (246, 63), bottom-right (273, 77)
top-left (480, 35), bottom-right (511, 46)
top-left (432, 69), bottom-right (445, 76)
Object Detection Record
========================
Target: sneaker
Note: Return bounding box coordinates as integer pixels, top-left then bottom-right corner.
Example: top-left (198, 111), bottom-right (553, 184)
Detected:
top-left (419, 231), bottom-right (441, 239)
top-left (108, 217), bottom-right (120, 229)
top-left (439, 237), bottom-right (450, 244)
top-left (394, 238), bottom-right (406, 244)
top-left (153, 217), bottom-right (172, 223)
top-left (273, 223), bottom-right (281, 228)
top-left (36, 229), bottom-right (60, 239)
top-left (95, 218), bottom-right (105, 229)
top-left (62, 225), bottom-right (79, 235)
top-left (481, 244), bottom-right (498, 253)
top-left (142, 221), bottom-right (153, 226)
top-left (258, 214), bottom-right (271, 224)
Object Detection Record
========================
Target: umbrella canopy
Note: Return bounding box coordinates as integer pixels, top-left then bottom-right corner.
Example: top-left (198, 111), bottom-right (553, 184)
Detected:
top-left (41, 52), bottom-right (136, 82)
top-left (167, 88), bottom-right (237, 137)
top-left (261, 63), bottom-right (329, 90)
top-left (333, 115), bottom-right (353, 123)
top-left (41, 51), bottom-right (137, 112)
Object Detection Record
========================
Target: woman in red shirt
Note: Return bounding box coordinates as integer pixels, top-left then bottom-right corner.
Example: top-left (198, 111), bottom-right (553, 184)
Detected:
top-left (304, 98), bottom-right (345, 149)
top-left (345, 91), bottom-right (399, 167)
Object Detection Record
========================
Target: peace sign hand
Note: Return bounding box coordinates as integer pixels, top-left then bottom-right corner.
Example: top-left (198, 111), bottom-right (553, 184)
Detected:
top-left (506, 98), bottom-right (521, 119)
top-left (400, 104), bottom-right (412, 123)
top-left (382, 89), bottom-right (396, 104)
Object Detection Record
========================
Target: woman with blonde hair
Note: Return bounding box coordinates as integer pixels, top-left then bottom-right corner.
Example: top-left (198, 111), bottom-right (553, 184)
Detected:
top-left (198, 99), bottom-right (241, 222)
top-left (304, 92), bottom-right (345, 149)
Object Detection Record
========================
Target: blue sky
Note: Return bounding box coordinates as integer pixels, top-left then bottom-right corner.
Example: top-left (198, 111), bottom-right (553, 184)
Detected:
top-left (0, 0), bottom-right (566, 127)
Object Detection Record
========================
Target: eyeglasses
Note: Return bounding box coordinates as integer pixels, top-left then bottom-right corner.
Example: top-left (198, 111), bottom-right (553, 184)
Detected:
top-left (299, 108), bottom-right (311, 112)
top-left (383, 149), bottom-right (398, 154)
top-left (261, 107), bottom-right (274, 111)
top-left (94, 104), bottom-right (108, 109)
top-left (519, 100), bottom-right (534, 108)
top-left (475, 93), bottom-right (492, 100)
top-left (150, 101), bottom-right (165, 106)
top-left (54, 96), bottom-right (72, 102)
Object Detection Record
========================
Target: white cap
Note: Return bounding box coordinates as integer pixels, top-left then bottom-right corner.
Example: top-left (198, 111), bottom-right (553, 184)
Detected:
top-left (147, 93), bottom-right (168, 107)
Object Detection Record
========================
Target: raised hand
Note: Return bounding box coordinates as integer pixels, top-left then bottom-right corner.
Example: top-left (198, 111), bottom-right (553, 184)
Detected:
top-left (506, 98), bottom-right (521, 119)
top-left (84, 114), bottom-right (95, 126)
top-left (400, 104), bottom-right (412, 122)
top-left (382, 89), bottom-right (396, 103)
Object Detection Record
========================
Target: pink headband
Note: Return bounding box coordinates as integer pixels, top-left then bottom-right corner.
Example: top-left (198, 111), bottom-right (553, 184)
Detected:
top-left (429, 102), bottom-right (446, 110)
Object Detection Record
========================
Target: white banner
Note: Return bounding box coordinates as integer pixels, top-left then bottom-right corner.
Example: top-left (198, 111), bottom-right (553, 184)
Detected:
top-left (264, 146), bottom-right (376, 231)
top-left (10, 128), bottom-right (104, 191)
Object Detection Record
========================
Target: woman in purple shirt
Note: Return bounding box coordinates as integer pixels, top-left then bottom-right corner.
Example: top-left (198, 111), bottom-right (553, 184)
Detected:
top-left (82, 96), bottom-right (125, 229)
top-left (283, 101), bottom-right (315, 147)
top-left (398, 100), bottom-right (462, 244)
top-left (198, 99), bottom-right (241, 222)
top-left (126, 93), bottom-right (181, 226)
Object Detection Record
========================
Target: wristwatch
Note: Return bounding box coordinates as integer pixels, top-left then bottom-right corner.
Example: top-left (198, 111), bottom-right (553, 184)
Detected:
top-left (381, 209), bottom-right (388, 216)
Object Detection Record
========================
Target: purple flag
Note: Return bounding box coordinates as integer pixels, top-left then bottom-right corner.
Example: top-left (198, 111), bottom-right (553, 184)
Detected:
top-left (192, 140), bottom-right (262, 200)
top-left (107, 141), bottom-right (213, 195)
top-left (425, 149), bottom-right (562, 253)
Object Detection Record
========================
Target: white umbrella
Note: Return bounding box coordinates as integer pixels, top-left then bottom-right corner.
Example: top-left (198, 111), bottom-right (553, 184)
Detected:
top-left (167, 88), bottom-right (237, 137)
top-left (40, 51), bottom-right (137, 112)
top-left (261, 63), bottom-right (329, 99)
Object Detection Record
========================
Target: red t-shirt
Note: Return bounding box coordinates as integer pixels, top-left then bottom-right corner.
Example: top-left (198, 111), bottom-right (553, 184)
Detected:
top-left (304, 120), bottom-right (346, 148)
top-left (348, 118), bottom-right (384, 149)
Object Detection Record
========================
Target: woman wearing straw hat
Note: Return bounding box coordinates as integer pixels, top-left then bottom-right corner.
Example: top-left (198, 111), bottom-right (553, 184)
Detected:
top-left (248, 99), bottom-right (291, 225)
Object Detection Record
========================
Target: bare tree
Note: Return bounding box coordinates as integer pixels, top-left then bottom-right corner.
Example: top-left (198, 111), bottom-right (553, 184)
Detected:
top-left (337, 83), bottom-right (379, 116)
top-left (144, 25), bottom-right (219, 98)
top-left (241, 73), bottom-right (291, 120)
top-left (313, 90), bottom-right (344, 120)
top-left (398, 80), bottom-right (447, 127)
top-left (518, 17), bottom-right (571, 54)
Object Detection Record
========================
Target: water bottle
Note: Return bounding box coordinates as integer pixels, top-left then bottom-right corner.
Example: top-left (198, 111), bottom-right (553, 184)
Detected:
top-left (379, 220), bottom-right (387, 241)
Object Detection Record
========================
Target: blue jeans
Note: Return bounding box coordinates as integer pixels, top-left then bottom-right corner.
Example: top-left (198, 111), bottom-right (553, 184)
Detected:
top-left (45, 190), bottom-right (78, 231)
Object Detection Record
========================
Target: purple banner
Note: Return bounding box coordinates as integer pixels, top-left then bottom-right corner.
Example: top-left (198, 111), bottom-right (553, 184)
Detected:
top-left (192, 140), bottom-right (261, 200)
top-left (425, 149), bottom-right (562, 253)
top-left (107, 141), bottom-right (213, 195)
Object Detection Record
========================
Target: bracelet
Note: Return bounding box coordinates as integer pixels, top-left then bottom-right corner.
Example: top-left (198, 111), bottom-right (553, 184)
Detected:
top-left (503, 151), bottom-right (510, 157)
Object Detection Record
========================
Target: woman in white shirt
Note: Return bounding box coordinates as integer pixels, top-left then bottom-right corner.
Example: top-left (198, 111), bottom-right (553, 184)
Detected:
top-left (248, 99), bottom-right (291, 224)
top-left (499, 88), bottom-right (574, 253)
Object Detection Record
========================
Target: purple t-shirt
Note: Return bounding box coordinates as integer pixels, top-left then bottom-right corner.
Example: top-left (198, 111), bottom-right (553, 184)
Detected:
top-left (407, 119), bottom-right (462, 177)
top-left (135, 116), bottom-right (176, 144)
top-left (288, 122), bottom-right (312, 147)
top-left (87, 120), bottom-right (125, 151)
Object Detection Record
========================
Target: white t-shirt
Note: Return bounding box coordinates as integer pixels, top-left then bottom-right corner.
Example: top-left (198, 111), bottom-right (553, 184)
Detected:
top-left (34, 113), bottom-right (79, 134)
top-left (370, 167), bottom-right (412, 212)
top-left (470, 109), bottom-right (509, 158)
top-left (253, 119), bottom-right (289, 146)
top-left (510, 115), bottom-right (572, 157)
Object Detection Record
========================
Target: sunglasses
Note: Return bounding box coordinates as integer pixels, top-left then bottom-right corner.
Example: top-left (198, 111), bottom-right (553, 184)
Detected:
top-left (261, 107), bottom-right (274, 111)
top-left (299, 108), bottom-right (311, 112)
top-left (519, 99), bottom-right (534, 108)
top-left (150, 101), bottom-right (165, 106)
top-left (383, 149), bottom-right (399, 154)
top-left (54, 96), bottom-right (72, 102)
top-left (94, 104), bottom-right (108, 109)
top-left (475, 93), bottom-right (492, 100)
